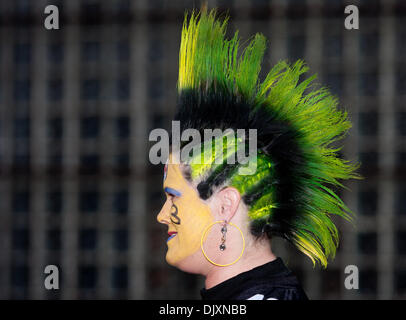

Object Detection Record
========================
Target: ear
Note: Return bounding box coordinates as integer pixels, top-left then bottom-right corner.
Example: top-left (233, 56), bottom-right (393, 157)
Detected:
top-left (215, 187), bottom-right (241, 222)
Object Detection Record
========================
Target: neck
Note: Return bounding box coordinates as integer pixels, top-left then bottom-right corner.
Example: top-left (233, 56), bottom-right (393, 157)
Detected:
top-left (204, 242), bottom-right (277, 289)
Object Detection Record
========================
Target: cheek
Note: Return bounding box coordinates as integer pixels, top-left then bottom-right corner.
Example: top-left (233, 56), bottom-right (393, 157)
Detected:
top-left (174, 199), bottom-right (213, 247)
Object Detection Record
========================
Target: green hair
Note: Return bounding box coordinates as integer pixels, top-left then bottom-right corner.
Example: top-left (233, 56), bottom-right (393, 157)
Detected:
top-left (174, 8), bottom-right (360, 268)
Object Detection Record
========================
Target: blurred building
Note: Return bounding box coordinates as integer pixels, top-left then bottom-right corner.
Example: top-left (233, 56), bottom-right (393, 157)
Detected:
top-left (0, 0), bottom-right (405, 299)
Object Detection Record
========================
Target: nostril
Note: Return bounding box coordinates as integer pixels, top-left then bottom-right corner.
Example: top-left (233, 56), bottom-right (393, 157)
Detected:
top-left (157, 210), bottom-right (169, 224)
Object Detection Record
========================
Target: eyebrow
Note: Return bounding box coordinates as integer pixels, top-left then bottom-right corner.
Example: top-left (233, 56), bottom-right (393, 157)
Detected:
top-left (164, 187), bottom-right (182, 197)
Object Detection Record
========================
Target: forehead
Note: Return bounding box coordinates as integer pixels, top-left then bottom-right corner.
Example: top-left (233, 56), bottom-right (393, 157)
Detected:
top-left (163, 154), bottom-right (189, 189)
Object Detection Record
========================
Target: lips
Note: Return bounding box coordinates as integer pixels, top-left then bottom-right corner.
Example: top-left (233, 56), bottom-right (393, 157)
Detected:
top-left (167, 231), bottom-right (177, 242)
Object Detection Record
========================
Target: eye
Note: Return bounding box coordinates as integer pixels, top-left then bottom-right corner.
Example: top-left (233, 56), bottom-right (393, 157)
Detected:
top-left (164, 187), bottom-right (182, 198)
top-left (165, 192), bottom-right (175, 202)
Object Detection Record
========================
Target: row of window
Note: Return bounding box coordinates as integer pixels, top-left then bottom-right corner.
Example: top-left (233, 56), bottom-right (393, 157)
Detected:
top-left (4, 151), bottom-right (406, 176)
top-left (10, 264), bottom-right (128, 289)
top-left (10, 31), bottom-right (402, 65)
top-left (5, 71), bottom-right (406, 104)
top-left (11, 190), bottom-right (129, 214)
top-left (358, 232), bottom-right (406, 255)
top-left (11, 40), bottom-right (131, 64)
top-left (5, 111), bottom-right (406, 140)
top-left (358, 187), bottom-right (406, 216)
top-left (8, 116), bottom-right (131, 139)
top-left (8, 78), bottom-right (132, 102)
top-left (9, 180), bottom-right (406, 215)
top-left (320, 267), bottom-right (406, 296)
top-left (8, 262), bottom-right (406, 296)
top-left (12, 228), bottom-right (406, 255)
top-left (5, 153), bottom-right (131, 175)
top-left (12, 228), bottom-right (129, 251)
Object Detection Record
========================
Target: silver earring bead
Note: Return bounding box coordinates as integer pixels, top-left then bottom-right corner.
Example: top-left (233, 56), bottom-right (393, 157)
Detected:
top-left (219, 220), bottom-right (227, 251)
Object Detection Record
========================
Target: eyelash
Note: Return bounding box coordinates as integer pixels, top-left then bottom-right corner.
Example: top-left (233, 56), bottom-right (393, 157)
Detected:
top-left (167, 194), bottom-right (176, 201)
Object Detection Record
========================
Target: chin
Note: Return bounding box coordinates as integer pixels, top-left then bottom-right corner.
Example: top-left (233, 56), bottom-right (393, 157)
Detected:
top-left (165, 250), bottom-right (205, 275)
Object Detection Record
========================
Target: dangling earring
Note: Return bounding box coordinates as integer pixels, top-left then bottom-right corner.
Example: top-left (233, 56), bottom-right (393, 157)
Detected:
top-left (201, 220), bottom-right (245, 267)
top-left (219, 220), bottom-right (227, 251)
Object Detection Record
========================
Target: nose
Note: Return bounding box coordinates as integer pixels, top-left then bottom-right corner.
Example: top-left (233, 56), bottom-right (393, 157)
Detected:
top-left (157, 198), bottom-right (172, 225)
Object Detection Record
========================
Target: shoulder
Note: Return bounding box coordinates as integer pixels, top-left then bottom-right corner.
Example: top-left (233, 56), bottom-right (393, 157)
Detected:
top-left (243, 285), bottom-right (308, 300)
top-left (234, 273), bottom-right (309, 300)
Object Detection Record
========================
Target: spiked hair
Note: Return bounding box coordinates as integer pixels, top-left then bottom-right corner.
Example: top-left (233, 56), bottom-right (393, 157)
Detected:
top-left (173, 8), bottom-right (359, 267)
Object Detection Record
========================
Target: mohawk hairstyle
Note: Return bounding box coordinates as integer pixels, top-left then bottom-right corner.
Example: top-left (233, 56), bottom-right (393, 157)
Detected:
top-left (174, 8), bottom-right (360, 268)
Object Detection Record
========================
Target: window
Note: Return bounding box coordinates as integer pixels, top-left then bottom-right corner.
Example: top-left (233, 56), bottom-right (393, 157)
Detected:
top-left (14, 43), bottom-right (31, 64)
top-left (325, 73), bottom-right (343, 97)
top-left (79, 154), bottom-right (100, 175)
top-left (321, 268), bottom-right (340, 296)
top-left (81, 79), bottom-right (100, 100)
top-left (359, 269), bottom-right (377, 295)
top-left (358, 111), bottom-right (378, 136)
top-left (358, 189), bottom-right (378, 216)
top-left (12, 228), bottom-right (29, 251)
top-left (152, 114), bottom-right (164, 130)
top-left (396, 18), bottom-right (406, 57)
top-left (147, 75), bottom-right (163, 100)
top-left (395, 269), bottom-right (406, 295)
top-left (148, 36), bottom-right (163, 62)
top-left (359, 151), bottom-right (379, 174)
top-left (116, 116), bottom-right (130, 139)
top-left (80, 116), bottom-right (99, 139)
top-left (397, 231), bottom-right (406, 255)
top-left (396, 112), bottom-right (406, 136)
top-left (113, 190), bottom-right (128, 215)
top-left (47, 79), bottom-right (63, 101)
top-left (81, 41), bottom-right (100, 61)
top-left (116, 77), bottom-right (130, 101)
top-left (79, 190), bottom-right (99, 213)
top-left (395, 184), bottom-right (406, 216)
top-left (48, 117), bottom-right (63, 139)
top-left (78, 265), bottom-right (98, 289)
top-left (287, 34), bottom-right (306, 61)
top-left (251, 0), bottom-right (271, 19)
top-left (13, 139), bottom-right (30, 167)
top-left (111, 266), bottom-right (128, 289)
top-left (358, 232), bottom-right (377, 254)
top-left (396, 70), bottom-right (406, 95)
top-left (14, 79), bottom-right (30, 101)
top-left (14, 0), bottom-right (31, 15)
top-left (11, 265), bottom-right (29, 287)
top-left (117, 41), bottom-right (130, 61)
top-left (323, 34), bottom-right (342, 58)
top-left (12, 190), bottom-right (30, 214)
top-left (115, 153), bottom-right (129, 174)
top-left (48, 151), bottom-right (62, 171)
top-left (47, 191), bottom-right (62, 214)
top-left (80, 2), bottom-right (101, 25)
top-left (113, 229), bottom-right (128, 251)
top-left (14, 117), bottom-right (30, 138)
top-left (359, 73), bottom-right (378, 96)
top-left (46, 228), bottom-right (61, 250)
top-left (48, 43), bottom-right (64, 63)
top-left (360, 32), bottom-right (379, 58)
top-left (79, 228), bottom-right (97, 250)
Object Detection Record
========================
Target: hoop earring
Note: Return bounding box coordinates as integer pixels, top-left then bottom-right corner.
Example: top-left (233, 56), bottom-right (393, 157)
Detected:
top-left (200, 220), bottom-right (245, 267)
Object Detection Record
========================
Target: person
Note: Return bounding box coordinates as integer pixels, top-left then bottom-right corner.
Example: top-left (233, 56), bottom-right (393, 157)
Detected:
top-left (156, 8), bottom-right (359, 300)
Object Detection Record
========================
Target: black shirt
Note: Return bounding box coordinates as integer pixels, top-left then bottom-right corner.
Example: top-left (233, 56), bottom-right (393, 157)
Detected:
top-left (200, 257), bottom-right (308, 300)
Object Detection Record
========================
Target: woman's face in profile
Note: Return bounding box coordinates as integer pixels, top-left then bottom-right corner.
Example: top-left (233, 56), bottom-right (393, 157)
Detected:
top-left (157, 156), bottom-right (214, 269)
